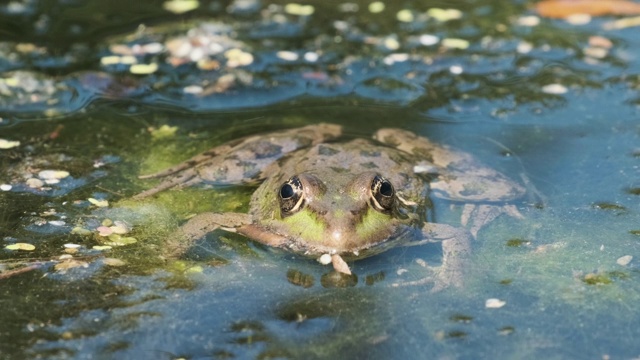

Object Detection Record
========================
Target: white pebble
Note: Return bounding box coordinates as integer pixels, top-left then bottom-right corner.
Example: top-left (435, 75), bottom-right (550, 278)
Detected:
top-left (0, 184), bottom-right (11, 191)
top-left (64, 243), bottom-right (81, 249)
top-left (49, 220), bottom-right (66, 226)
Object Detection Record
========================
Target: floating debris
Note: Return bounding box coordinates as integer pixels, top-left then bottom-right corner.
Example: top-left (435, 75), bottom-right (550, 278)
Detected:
top-left (368, 2), bottom-right (385, 13)
top-left (277, 51), bottom-right (299, 61)
top-left (617, 255), bottom-right (633, 266)
top-left (26, 178), bottom-right (44, 189)
top-left (64, 243), bottom-right (81, 249)
top-left (565, 14), bottom-right (591, 25)
top-left (485, 298), bottom-right (506, 308)
top-left (163, 0), bottom-right (199, 14)
top-left (397, 9), bottom-right (414, 23)
top-left (427, 8), bottom-right (463, 22)
top-left (0, 139), bottom-right (20, 149)
top-left (150, 124), bottom-right (178, 140)
top-left (418, 34), bottom-right (439, 46)
top-left (442, 38), bottom-right (469, 50)
top-left (318, 253), bottom-right (332, 265)
top-left (105, 235), bottom-right (138, 246)
top-left (224, 48), bottom-right (254, 68)
top-left (303, 52), bottom-right (319, 62)
top-left (48, 220), bottom-right (66, 226)
top-left (517, 15), bottom-right (540, 27)
top-left (130, 63), bottom-right (159, 75)
top-left (55, 259), bottom-right (89, 271)
top-left (449, 65), bottom-right (464, 75)
top-left (604, 15), bottom-right (640, 30)
top-left (88, 198), bottom-right (109, 207)
top-left (71, 227), bottom-right (92, 236)
top-left (284, 3), bottom-right (315, 16)
top-left (38, 170), bottom-right (70, 180)
top-left (103, 258), bottom-right (126, 267)
top-left (97, 226), bottom-right (113, 236)
top-left (5, 243), bottom-right (36, 251)
top-left (541, 84), bottom-right (568, 94)
top-left (93, 245), bottom-right (112, 251)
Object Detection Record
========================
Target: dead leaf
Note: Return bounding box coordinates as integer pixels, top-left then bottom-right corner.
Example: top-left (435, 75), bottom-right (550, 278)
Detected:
top-left (536, 0), bottom-right (640, 18)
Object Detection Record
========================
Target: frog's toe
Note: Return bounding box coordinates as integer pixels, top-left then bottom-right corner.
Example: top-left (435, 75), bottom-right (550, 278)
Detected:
top-left (461, 204), bottom-right (523, 238)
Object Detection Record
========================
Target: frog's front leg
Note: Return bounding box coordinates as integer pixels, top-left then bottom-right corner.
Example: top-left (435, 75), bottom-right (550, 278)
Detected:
top-left (393, 223), bottom-right (471, 291)
top-left (165, 212), bottom-right (289, 259)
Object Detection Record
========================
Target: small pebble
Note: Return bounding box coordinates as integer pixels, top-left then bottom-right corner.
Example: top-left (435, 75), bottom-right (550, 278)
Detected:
top-left (64, 243), bottom-right (81, 249)
top-left (0, 184), bottom-right (12, 191)
top-left (49, 220), bottom-right (66, 226)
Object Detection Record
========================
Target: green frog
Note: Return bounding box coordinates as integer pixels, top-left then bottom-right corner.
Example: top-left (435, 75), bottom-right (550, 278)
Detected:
top-left (134, 124), bottom-right (525, 289)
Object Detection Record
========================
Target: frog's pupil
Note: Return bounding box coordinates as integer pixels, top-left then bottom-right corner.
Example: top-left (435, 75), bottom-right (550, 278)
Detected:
top-left (280, 184), bottom-right (294, 199)
top-left (380, 181), bottom-right (393, 197)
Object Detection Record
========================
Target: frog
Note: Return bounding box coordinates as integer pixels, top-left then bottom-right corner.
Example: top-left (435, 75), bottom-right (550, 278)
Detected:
top-left (134, 123), bottom-right (525, 290)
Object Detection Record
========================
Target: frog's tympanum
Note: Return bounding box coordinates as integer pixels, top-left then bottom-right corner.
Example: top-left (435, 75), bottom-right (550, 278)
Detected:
top-left (134, 124), bottom-right (525, 289)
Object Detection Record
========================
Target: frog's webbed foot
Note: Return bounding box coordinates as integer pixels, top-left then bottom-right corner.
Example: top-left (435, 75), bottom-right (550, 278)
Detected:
top-left (461, 204), bottom-right (523, 238)
top-left (394, 223), bottom-right (471, 291)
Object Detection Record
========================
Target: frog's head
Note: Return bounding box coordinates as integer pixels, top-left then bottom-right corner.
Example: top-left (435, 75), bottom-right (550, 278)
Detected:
top-left (261, 171), bottom-right (412, 255)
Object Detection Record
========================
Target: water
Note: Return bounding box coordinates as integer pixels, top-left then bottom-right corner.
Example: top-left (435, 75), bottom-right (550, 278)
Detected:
top-left (1, 0), bottom-right (640, 359)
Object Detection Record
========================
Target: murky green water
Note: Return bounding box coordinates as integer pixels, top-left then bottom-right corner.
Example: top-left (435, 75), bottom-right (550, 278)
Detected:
top-left (2, 0), bottom-right (640, 359)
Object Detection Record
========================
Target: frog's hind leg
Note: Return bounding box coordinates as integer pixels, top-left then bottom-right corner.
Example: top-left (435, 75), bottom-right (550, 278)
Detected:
top-left (133, 168), bottom-right (198, 200)
top-left (138, 144), bottom-right (234, 179)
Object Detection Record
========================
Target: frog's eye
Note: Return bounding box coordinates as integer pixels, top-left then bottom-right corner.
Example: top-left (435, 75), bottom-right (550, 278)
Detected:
top-left (370, 175), bottom-right (395, 213)
top-left (279, 176), bottom-right (305, 215)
